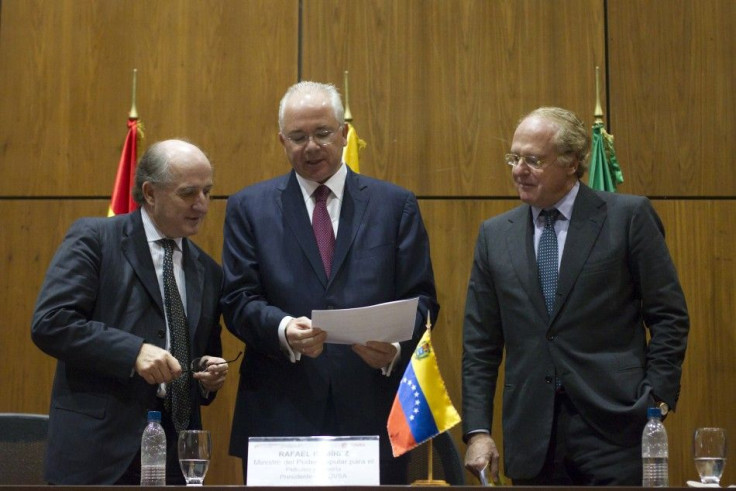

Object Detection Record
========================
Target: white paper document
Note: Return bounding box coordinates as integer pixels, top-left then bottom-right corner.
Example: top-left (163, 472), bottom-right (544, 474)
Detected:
top-left (311, 297), bottom-right (419, 345)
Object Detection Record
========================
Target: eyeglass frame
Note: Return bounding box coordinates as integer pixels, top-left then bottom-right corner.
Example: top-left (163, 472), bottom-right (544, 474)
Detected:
top-left (504, 153), bottom-right (559, 170)
top-left (283, 125), bottom-right (344, 148)
top-left (182, 351), bottom-right (242, 374)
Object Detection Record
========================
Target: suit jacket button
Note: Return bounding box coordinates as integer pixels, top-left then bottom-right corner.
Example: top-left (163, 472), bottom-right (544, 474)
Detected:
top-left (157, 329), bottom-right (165, 339)
top-left (547, 335), bottom-right (555, 341)
top-left (545, 376), bottom-right (553, 384)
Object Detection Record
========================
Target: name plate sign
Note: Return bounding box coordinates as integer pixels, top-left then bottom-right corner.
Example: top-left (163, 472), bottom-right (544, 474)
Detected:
top-left (246, 435), bottom-right (380, 486)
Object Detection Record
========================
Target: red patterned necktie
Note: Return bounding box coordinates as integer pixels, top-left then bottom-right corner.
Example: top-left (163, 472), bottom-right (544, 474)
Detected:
top-left (312, 185), bottom-right (335, 277)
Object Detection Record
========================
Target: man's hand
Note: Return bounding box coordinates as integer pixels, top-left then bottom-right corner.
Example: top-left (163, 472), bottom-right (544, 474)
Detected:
top-left (352, 341), bottom-right (397, 369)
top-left (465, 433), bottom-right (501, 485)
top-left (286, 317), bottom-right (327, 358)
top-left (135, 343), bottom-right (182, 384)
top-left (192, 356), bottom-right (229, 392)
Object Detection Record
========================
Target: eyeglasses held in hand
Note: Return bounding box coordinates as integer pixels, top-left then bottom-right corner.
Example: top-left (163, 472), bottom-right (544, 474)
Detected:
top-left (182, 351), bottom-right (242, 374)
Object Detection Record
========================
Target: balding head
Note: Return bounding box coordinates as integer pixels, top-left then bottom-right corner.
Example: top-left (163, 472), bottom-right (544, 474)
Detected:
top-left (133, 139), bottom-right (210, 205)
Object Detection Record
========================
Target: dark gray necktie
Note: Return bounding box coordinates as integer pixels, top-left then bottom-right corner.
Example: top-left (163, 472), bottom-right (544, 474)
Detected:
top-left (538, 209), bottom-right (560, 316)
top-left (160, 239), bottom-right (191, 431)
top-left (312, 185), bottom-right (335, 277)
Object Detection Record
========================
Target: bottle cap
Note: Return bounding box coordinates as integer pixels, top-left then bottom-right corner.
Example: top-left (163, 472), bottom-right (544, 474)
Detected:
top-left (147, 410), bottom-right (162, 422)
top-left (647, 407), bottom-right (662, 419)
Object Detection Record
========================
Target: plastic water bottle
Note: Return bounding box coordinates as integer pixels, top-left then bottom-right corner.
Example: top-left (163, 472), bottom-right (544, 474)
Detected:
top-left (642, 407), bottom-right (669, 487)
top-left (141, 410), bottom-right (166, 486)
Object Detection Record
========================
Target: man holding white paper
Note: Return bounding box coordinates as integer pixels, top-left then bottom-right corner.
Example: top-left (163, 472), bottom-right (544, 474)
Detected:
top-left (221, 81), bottom-right (439, 484)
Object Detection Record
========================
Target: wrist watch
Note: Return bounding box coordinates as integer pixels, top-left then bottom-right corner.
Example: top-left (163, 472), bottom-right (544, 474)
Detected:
top-left (656, 401), bottom-right (669, 417)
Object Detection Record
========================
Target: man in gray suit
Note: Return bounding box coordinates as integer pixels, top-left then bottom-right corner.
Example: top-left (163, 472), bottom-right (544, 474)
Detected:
top-left (461, 107), bottom-right (689, 485)
top-left (32, 140), bottom-right (229, 485)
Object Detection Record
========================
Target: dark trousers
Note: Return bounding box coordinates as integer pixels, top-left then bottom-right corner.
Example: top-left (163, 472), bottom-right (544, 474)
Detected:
top-left (513, 392), bottom-right (642, 486)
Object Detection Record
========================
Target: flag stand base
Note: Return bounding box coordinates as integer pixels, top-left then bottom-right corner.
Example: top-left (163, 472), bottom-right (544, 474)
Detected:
top-left (410, 439), bottom-right (451, 486)
top-left (411, 478), bottom-right (450, 487)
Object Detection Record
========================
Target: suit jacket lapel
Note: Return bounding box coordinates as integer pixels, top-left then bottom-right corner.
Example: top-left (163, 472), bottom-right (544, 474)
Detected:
top-left (330, 169), bottom-right (368, 286)
top-left (121, 210), bottom-right (164, 315)
top-left (506, 205), bottom-right (549, 318)
top-left (554, 184), bottom-right (606, 318)
top-left (183, 239), bottom-right (204, 335)
top-left (280, 172), bottom-right (330, 286)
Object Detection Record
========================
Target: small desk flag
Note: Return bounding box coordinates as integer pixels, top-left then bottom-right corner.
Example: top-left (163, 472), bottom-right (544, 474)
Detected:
top-left (387, 328), bottom-right (461, 457)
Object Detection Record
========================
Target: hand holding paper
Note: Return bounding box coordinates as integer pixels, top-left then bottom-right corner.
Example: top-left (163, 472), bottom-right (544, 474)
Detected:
top-left (352, 341), bottom-right (398, 369)
top-left (286, 316), bottom-right (327, 358)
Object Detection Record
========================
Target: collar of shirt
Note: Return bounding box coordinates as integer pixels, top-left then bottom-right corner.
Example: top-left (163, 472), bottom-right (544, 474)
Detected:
top-left (531, 180), bottom-right (580, 259)
top-left (140, 206), bottom-right (184, 251)
top-left (140, 206), bottom-right (187, 312)
top-left (295, 162), bottom-right (347, 231)
top-left (295, 161), bottom-right (347, 205)
top-left (531, 180), bottom-right (580, 224)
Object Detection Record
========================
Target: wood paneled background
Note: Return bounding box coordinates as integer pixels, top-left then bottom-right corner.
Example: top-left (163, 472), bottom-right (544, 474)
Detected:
top-left (1, 0), bottom-right (733, 486)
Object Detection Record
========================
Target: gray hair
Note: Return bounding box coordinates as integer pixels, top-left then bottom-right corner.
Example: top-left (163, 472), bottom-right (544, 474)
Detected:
top-left (132, 141), bottom-right (176, 205)
top-left (278, 81), bottom-right (344, 131)
top-left (523, 107), bottom-right (590, 178)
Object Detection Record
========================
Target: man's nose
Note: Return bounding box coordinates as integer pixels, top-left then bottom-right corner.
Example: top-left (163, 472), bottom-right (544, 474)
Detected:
top-left (193, 192), bottom-right (209, 211)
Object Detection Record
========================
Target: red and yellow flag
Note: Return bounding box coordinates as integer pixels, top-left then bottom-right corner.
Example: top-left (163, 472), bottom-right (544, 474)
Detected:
top-left (107, 117), bottom-right (140, 216)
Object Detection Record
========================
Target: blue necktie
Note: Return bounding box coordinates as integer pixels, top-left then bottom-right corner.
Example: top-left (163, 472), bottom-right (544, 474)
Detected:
top-left (160, 239), bottom-right (191, 431)
top-left (538, 209), bottom-right (560, 316)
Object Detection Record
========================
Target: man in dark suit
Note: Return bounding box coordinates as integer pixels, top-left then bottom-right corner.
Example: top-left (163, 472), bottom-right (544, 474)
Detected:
top-left (31, 139), bottom-right (229, 485)
top-left (461, 107), bottom-right (689, 485)
top-left (221, 81), bottom-right (439, 484)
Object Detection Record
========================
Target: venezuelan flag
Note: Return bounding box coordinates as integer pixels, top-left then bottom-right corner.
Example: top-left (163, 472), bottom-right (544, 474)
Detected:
top-left (387, 329), bottom-right (461, 457)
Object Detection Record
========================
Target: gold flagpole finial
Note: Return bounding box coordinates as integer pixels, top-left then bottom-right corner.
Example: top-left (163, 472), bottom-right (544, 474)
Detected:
top-left (343, 70), bottom-right (353, 122)
top-left (129, 69), bottom-right (138, 120)
top-left (594, 66), bottom-right (604, 124)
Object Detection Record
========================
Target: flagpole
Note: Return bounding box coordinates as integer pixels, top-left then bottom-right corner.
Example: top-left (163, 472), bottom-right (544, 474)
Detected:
top-left (343, 70), bottom-right (352, 122)
top-left (410, 313), bottom-right (450, 487)
top-left (129, 69), bottom-right (138, 120)
top-left (594, 66), bottom-right (603, 124)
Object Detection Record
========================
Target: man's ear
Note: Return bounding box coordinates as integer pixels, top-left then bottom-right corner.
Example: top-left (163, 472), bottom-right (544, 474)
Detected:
top-left (142, 181), bottom-right (155, 206)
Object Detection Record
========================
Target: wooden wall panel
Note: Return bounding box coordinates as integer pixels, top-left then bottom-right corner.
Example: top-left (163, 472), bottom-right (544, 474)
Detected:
top-left (607, 0), bottom-right (736, 197)
top-left (651, 200), bottom-right (736, 487)
top-left (2, 0), bottom-right (735, 487)
top-left (301, 0), bottom-right (605, 196)
top-left (0, 0), bottom-right (298, 198)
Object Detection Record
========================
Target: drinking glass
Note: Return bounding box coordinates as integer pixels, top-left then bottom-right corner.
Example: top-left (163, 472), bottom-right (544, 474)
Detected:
top-left (178, 430), bottom-right (211, 486)
top-left (693, 427), bottom-right (727, 484)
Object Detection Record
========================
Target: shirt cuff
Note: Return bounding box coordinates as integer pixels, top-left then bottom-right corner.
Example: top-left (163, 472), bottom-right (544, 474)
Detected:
top-left (380, 342), bottom-right (402, 376)
top-left (279, 316), bottom-right (300, 362)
